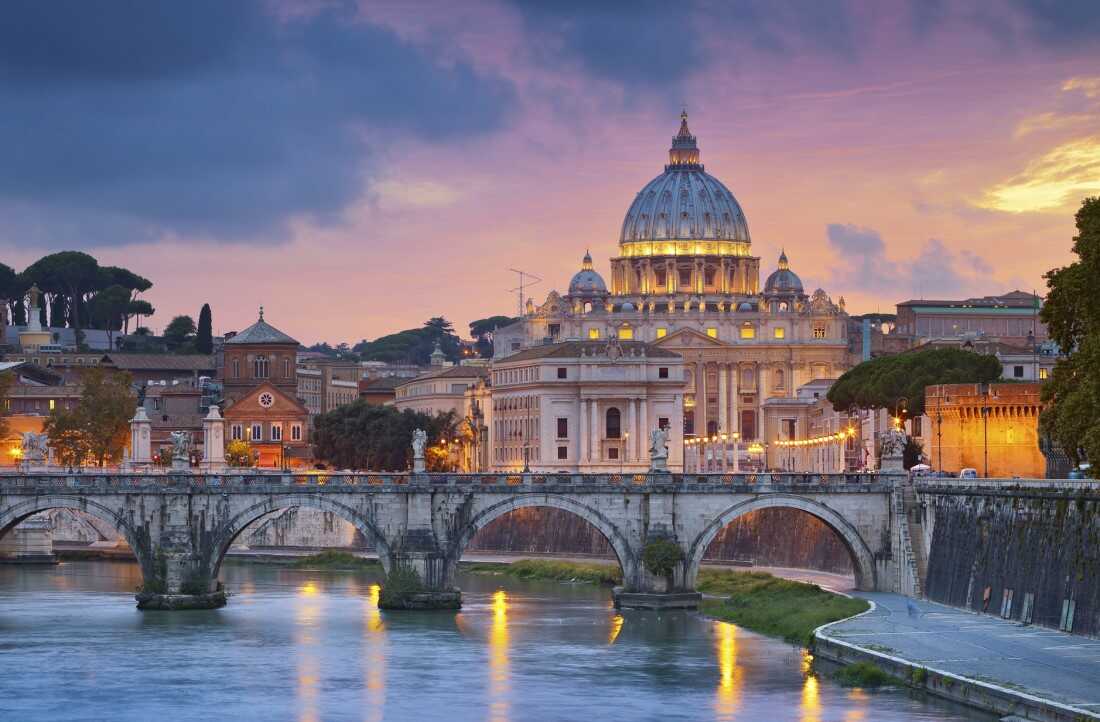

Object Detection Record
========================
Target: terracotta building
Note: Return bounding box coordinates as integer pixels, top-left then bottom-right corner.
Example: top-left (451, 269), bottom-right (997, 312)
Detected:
top-left (924, 383), bottom-right (1045, 478)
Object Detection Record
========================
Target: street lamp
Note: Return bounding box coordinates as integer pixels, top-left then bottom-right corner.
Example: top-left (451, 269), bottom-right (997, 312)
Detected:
top-left (621, 431), bottom-right (629, 474)
top-left (731, 431), bottom-right (741, 473)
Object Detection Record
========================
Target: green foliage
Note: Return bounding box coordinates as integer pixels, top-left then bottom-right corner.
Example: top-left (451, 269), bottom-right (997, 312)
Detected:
top-left (827, 347), bottom-right (1002, 416)
top-left (465, 559), bottom-right (622, 585)
top-left (89, 284), bottom-right (132, 346)
top-left (0, 371), bottom-right (13, 442)
top-left (44, 368), bottom-right (135, 467)
top-left (697, 569), bottom-right (869, 646)
top-left (903, 437), bottom-right (924, 470)
top-left (353, 316), bottom-right (462, 365)
top-left (196, 304), bottom-right (214, 354)
top-left (163, 314), bottom-right (196, 350)
top-left (225, 439), bottom-right (254, 467)
top-left (470, 315), bottom-right (519, 358)
top-left (311, 400), bottom-right (456, 471)
top-left (291, 551), bottom-right (379, 570)
top-left (641, 538), bottom-right (684, 578)
top-left (24, 251), bottom-right (101, 329)
top-left (1040, 197), bottom-right (1100, 473)
top-left (378, 565), bottom-right (424, 608)
top-left (832, 662), bottom-right (902, 688)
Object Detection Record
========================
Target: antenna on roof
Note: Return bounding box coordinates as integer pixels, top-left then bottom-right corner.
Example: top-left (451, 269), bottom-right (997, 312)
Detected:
top-left (507, 268), bottom-right (542, 317)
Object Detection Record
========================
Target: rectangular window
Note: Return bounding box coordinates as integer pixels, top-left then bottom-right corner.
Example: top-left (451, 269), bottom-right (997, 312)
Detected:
top-left (270, 424), bottom-right (282, 442)
top-left (49, 399), bottom-right (56, 411)
top-left (556, 418), bottom-right (568, 439)
top-left (232, 358), bottom-right (240, 379)
top-left (813, 327), bottom-right (827, 339)
top-left (656, 327), bottom-right (667, 339)
top-left (284, 358), bottom-right (290, 378)
top-left (1013, 365), bottom-right (1024, 378)
top-left (557, 367), bottom-right (567, 379)
top-left (706, 328), bottom-right (717, 338)
top-left (740, 325), bottom-right (755, 339)
top-left (588, 328), bottom-right (600, 339)
top-left (250, 423), bottom-right (262, 442)
top-left (658, 417), bottom-right (669, 430)
top-left (1039, 368), bottom-right (1049, 380)
top-left (511, 341), bottom-right (521, 351)
top-left (549, 323), bottom-right (560, 337)
top-left (557, 446), bottom-right (568, 460)
top-left (607, 447), bottom-right (619, 460)
top-left (153, 398), bottom-right (162, 411)
top-left (658, 367), bottom-right (669, 379)
top-left (774, 327), bottom-right (785, 339)
top-left (291, 424), bottom-right (303, 441)
top-left (231, 424), bottom-right (242, 441)
top-left (618, 327), bottom-right (634, 340)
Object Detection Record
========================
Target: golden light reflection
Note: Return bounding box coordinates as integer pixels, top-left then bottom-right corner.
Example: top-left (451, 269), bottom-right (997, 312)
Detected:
top-left (298, 581), bottom-right (319, 597)
top-left (608, 614), bottom-right (624, 645)
top-left (489, 590), bottom-right (510, 722)
top-left (295, 586), bottom-right (321, 722)
top-left (363, 584), bottom-right (386, 722)
top-left (801, 650), bottom-right (821, 722)
top-left (713, 622), bottom-right (742, 720)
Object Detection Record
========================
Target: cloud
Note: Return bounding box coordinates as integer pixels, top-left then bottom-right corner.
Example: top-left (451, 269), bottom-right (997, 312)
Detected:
top-left (825, 223), bottom-right (996, 298)
top-left (0, 0), bottom-right (517, 247)
top-left (980, 137), bottom-right (1100, 213)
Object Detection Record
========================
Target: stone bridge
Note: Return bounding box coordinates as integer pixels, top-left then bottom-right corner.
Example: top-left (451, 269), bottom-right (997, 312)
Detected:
top-left (0, 471), bottom-right (907, 610)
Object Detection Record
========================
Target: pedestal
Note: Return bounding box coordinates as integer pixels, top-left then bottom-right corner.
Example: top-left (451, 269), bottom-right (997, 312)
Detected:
top-left (413, 457), bottom-right (426, 473)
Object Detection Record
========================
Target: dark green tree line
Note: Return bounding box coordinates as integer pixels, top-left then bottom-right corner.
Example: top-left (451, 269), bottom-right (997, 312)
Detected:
top-left (312, 401), bottom-right (456, 471)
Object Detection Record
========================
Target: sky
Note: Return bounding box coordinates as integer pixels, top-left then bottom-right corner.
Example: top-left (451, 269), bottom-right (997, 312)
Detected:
top-left (2, 0), bottom-right (1099, 345)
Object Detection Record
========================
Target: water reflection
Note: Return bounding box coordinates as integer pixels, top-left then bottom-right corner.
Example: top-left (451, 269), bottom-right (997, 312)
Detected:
top-left (295, 581), bottom-right (321, 722)
top-left (608, 613), bottom-right (624, 645)
top-left (714, 621), bottom-right (742, 720)
top-left (801, 651), bottom-right (821, 722)
top-left (363, 584), bottom-right (386, 722)
top-left (489, 590), bottom-right (510, 722)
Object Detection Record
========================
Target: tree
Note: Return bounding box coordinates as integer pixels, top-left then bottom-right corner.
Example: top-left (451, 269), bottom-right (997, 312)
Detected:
top-left (1040, 197), bottom-right (1100, 472)
top-left (163, 315), bottom-right (196, 351)
top-left (89, 284), bottom-right (132, 349)
top-left (311, 400), bottom-right (455, 470)
top-left (23, 251), bottom-right (101, 331)
top-left (354, 317), bottom-right (463, 365)
top-left (0, 371), bottom-right (12, 442)
top-left (827, 347), bottom-right (1002, 417)
top-left (126, 299), bottom-right (155, 332)
top-left (44, 368), bottom-right (134, 467)
top-left (100, 266), bottom-right (152, 334)
top-left (225, 439), bottom-right (254, 467)
top-left (196, 304), bottom-right (213, 354)
top-left (470, 315), bottom-right (519, 358)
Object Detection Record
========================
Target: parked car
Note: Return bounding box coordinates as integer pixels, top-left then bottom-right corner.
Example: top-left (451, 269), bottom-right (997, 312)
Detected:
top-left (959, 468), bottom-right (979, 479)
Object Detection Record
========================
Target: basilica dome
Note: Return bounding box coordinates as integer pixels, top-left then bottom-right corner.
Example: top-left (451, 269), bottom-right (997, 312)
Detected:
top-left (568, 251), bottom-right (608, 297)
top-left (619, 112), bottom-right (750, 247)
top-left (763, 250), bottom-right (804, 294)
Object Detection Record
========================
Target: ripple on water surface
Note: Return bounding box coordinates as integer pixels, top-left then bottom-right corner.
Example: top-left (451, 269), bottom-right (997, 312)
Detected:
top-left (0, 561), bottom-right (993, 722)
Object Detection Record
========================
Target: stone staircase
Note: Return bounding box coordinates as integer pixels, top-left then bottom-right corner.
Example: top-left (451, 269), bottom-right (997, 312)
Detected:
top-left (902, 484), bottom-right (929, 587)
top-left (893, 484), bottom-right (924, 597)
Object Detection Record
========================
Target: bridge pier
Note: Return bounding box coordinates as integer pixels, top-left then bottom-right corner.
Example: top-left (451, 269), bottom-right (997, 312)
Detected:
top-left (135, 495), bottom-right (226, 611)
top-left (615, 530), bottom-right (702, 611)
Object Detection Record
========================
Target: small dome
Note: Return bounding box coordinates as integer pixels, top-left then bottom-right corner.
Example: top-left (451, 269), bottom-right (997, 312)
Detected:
top-left (737, 301), bottom-right (754, 312)
top-left (764, 250), bottom-right (804, 295)
top-left (620, 302), bottom-right (636, 312)
top-left (568, 251), bottom-right (608, 297)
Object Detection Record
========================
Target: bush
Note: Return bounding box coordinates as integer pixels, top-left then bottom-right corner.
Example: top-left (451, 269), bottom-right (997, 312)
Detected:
top-left (378, 565), bottom-right (424, 608)
top-left (291, 551), bottom-right (379, 570)
top-left (833, 662), bottom-right (901, 688)
top-left (465, 559), bottom-right (622, 585)
top-left (642, 538), bottom-right (684, 578)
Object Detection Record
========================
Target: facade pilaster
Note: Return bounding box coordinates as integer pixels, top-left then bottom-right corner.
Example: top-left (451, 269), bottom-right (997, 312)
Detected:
top-left (718, 363), bottom-right (728, 432)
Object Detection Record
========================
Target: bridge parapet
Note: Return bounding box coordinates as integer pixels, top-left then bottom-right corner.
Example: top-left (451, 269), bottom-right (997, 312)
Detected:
top-left (0, 471), bottom-right (897, 493)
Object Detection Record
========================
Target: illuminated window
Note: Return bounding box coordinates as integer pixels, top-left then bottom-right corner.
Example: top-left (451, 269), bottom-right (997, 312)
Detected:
top-left (618, 326), bottom-right (634, 340)
top-left (588, 328), bottom-right (600, 339)
top-left (270, 424), bottom-right (282, 441)
top-left (1039, 368), bottom-right (1049, 380)
top-left (740, 325), bottom-right (755, 339)
top-left (774, 327), bottom-right (785, 339)
top-left (49, 399), bottom-right (56, 410)
top-left (250, 423), bottom-right (262, 441)
top-left (706, 328), bottom-right (717, 338)
top-left (291, 424), bottom-right (303, 441)
top-left (813, 326), bottom-right (827, 339)
top-left (656, 327), bottom-right (667, 339)
top-left (231, 424), bottom-right (243, 441)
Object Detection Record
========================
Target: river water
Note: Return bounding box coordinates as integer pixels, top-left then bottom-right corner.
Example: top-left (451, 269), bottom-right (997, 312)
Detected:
top-left (0, 561), bottom-right (991, 722)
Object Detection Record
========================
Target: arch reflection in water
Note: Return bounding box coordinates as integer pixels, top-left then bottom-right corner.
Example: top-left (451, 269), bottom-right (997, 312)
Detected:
top-left (714, 621), bottom-right (742, 720)
top-left (489, 590), bottom-right (510, 722)
top-left (295, 581), bottom-right (322, 722)
top-left (363, 584), bottom-right (386, 722)
top-left (801, 650), bottom-right (821, 722)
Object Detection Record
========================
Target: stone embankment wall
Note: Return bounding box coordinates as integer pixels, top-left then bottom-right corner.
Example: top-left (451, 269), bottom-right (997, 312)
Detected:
top-left (923, 483), bottom-right (1100, 636)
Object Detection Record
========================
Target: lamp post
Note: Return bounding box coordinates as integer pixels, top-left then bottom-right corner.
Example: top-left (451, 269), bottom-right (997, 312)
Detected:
top-left (621, 431), bottom-right (628, 474)
top-left (719, 432), bottom-right (728, 473)
top-left (732, 431), bottom-right (740, 473)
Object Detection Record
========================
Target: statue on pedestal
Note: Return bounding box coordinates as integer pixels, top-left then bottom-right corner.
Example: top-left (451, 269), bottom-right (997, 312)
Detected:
top-left (170, 431), bottom-right (192, 471)
top-left (879, 428), bottom-right (907, 473)
top-left (412, 429), bottom-right (427, 473)
top-left (20, 432), bottom-right (49, 466)
top-left (649, 427), bottom-right (670, 473)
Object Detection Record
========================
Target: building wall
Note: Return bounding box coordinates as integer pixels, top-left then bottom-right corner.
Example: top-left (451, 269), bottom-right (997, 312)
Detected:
top-left (221, 342), bottom-right (299, 404)
top-left (925, 383), bottom-right (1045, 477)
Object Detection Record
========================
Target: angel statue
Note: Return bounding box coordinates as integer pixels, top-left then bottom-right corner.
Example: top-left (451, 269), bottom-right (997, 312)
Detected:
top-left (20, 431), bottom-right (49, 463)
top-left (411, 429), bottom-right (428, 460)
top-left (649, 426), bottom-right (670, 472)
top-left (170, 430), bottom-right (192, 461)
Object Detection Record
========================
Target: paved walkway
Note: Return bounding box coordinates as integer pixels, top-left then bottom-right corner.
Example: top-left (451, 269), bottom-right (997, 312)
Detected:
top-left (822, 593), bottom-right (1100, 716)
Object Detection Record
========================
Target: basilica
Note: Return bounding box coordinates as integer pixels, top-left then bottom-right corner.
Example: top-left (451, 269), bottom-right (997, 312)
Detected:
top-left (490, 112), bottom-right (851, 469)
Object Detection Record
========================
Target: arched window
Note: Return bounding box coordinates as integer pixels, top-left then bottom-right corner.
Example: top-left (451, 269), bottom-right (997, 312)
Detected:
top-left (283, 358), bottom-right (290, 378)
top-left (232, 358), bottom-right (240, 378)
top-left (605, 407), bottom-right (621, 439)
top-left (774, 369), bottom-right (785, 390)
top-left (254, 355), bottom-right (269, 379)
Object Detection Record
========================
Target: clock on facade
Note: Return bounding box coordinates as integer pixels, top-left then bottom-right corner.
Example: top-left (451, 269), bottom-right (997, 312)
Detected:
top-left (258, 392), bottom-right (275, 408)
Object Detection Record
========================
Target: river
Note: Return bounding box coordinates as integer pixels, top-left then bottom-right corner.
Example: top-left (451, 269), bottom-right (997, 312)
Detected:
top-left (0, 560), bottom-right (992, 721)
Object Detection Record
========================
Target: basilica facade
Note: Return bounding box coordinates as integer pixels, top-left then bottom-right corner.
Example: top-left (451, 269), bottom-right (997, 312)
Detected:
top-left (494, 112), bottom-right (851, 457)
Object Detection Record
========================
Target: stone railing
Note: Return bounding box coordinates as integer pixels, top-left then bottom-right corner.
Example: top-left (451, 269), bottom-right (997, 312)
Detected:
top-left (0, 471), bottom-right (896, 492)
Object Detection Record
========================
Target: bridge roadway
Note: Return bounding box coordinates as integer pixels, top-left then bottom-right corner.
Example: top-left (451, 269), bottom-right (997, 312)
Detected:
top-left (0, 471), bottom-right (902, 610)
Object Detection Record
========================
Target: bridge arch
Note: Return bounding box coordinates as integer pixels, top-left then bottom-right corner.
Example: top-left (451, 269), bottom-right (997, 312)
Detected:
top-left (207, 494), bottom-right (393, 579)
top-left (444, 494), bottom-right (639, 589)
top-left (0, 495), bottom-right (154, 583)
top-left (685, 494), bottom-right (877, 592)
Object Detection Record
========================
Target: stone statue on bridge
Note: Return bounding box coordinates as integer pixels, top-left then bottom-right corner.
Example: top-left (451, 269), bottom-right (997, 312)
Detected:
top-left (649, 427), bottom-right (670, 472)
top-left (412, 429), bottom-right (427, 473)
top-left (169, 431), bottom-right (192, 471)
top-left (20, 432), bottom-right (49, 465)
top-left (879, 428), bottom-right (907, 473)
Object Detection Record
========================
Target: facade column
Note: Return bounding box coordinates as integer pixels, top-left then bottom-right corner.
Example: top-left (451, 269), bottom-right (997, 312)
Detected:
top-left (626, 399), bottom-right (636, 462)
top-left (590, 399), bottom-right (599, 464)
top-left (718, 363), bottom-right (728, 432)
top-left (730, 364), bottom-right (740, 436)
top-left (696, 361), bottom-right (707, 437)
top-left (638, 396), bottom-right (648, 461)
top-left (578, 398), bottom-right (587, 464)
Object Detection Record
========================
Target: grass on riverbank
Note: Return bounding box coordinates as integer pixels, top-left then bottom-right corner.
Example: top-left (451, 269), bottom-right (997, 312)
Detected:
top-left (290, 551), bottom-right (380, 570)
top-left (697, 569), bottom-right (868, 646)
top-left (463, 559), bottom-right (622, 585)
top-left (832, 662), bottom-right (904, 688)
